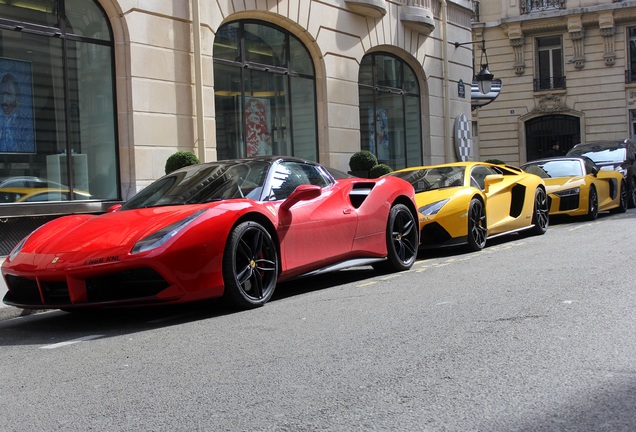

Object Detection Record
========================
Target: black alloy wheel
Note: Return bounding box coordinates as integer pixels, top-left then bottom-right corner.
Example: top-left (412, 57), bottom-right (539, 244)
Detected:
top-left (586, 186), bottom-right (598, 221)
top-left (222, 221), bottom-right (278, 309)
top-left (530, 187), bottom-right (549, 235)
top-left (467, 198), bottom-right (487, 251)
top-left (628, 176), bottom-right (636, 209)
top-left (374, 204), bottom-right (418, 272)
top-left (612, 180), bottom-right (628, 213)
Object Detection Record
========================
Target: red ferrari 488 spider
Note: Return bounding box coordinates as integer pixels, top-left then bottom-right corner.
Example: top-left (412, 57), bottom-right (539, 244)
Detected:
top-left (3, 157), bottom-right (419, 310)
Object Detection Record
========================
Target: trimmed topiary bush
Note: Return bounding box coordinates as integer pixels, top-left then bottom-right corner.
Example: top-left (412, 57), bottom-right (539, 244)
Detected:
top-left (165, 151), bottom-right (200, 174)
top-left (369, 163), bottom-right (393, 178)
top-left (349, 150), bottom-right (378, 172)
top-left (484, 159), bottom-right (505, 165)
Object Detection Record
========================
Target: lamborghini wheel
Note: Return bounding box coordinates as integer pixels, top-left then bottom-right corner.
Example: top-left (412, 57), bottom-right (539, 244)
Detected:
top-left (612, 180), bottom-right (628, 213)
top-left (586, 186), bottom-right (598, 221)
top-left (222, 221), bottom-right (278, 309)
top-left (530, 187), bottom-right (549, 235)
top-left (467, 198), bottom-right (487, 251)
top-left (628, 176), bottom-right (636, 209)
top-left (373, 204), bottom-right (418, 272)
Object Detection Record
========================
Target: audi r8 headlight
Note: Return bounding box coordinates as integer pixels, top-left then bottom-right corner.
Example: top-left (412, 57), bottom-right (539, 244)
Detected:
top-left (131, 209), bottom-right (206, 254)
top-left (554, 188), bottom-right (580, 197)
top-left (419, 199), bottom-right (450, 216)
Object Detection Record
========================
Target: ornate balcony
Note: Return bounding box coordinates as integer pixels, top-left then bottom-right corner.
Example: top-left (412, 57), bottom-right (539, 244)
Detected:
top-left (345, 0), bottom-right (387, 18)
top-left (400, 3), bottom-right (436, 36)
top-left (521, 0), bottom-right (566, 14)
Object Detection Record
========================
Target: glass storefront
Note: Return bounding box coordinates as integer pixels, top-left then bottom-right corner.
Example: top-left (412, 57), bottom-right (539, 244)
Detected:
top-left (213, 21), bottom-right (318, 161)
top-left (359, 53), bottom-right (422, 170)
top-left (0, 0), bottom-right (118, 208)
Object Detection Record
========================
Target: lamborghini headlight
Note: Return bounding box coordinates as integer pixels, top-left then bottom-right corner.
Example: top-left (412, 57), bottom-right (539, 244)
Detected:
top-left (131, 210), bottom-right (206, 254)
top-left (554, 188), bottom-right (580, 197)
top-left (419, 199), bottom-right (449, 216)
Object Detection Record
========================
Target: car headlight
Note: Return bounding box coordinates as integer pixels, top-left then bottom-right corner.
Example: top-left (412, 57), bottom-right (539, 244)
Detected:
top-left (131, 210), bottom-right (206, 254)
top-left (554, 187), bottom-right (580, 197)
top-left (8, 235), bottom-right (30, 262)
top-left (419, 199), bottom-right (449, 216)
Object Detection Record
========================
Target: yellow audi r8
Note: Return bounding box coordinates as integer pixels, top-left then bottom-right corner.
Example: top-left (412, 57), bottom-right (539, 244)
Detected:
top-left (521, 156), bottom-right (627, 220)
top-left (389, 162), bottom-right (549, 251)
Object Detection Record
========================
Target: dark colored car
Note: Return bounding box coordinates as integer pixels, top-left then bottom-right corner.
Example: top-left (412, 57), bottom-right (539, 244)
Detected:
top-left (566, 139), bottom-right (636, 208)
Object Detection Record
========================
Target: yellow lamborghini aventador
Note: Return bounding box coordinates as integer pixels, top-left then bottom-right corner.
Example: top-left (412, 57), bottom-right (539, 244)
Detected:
top-left (389, 162), bottom-right (549, 251)
top-left (521, 156), bottom-right (627, 220)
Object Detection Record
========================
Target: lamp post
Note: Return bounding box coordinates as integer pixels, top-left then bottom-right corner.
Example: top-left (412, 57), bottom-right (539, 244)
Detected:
top-left (454, 39), bottom-right (494, 95)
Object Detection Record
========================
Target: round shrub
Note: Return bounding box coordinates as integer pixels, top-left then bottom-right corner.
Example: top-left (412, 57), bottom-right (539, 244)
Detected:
top-left (369, 163), bottom-right (393, 178)
top-left (165, 151), bottom-right (200, 174)
top-left (349, 150), bottom-right (378, 171)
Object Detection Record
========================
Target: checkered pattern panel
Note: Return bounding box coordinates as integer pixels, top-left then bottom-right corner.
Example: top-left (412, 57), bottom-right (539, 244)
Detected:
top-left (454, 114), bottom-right (472, 162)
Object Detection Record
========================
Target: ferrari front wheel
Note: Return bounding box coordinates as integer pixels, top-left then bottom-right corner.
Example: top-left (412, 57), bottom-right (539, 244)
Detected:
top-left (529, 187), bottom-right (549, 235)
top-left (586, 186), bottom-right (598, 221)
top-left (222, 221), bottom-right (278, 309)
top-left (374, 204), bottom-right (418, 272)
top-left (467, 198), bottom-right (487, 252)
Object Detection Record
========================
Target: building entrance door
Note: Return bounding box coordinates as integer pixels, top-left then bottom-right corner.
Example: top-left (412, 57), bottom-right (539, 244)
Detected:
top-left (525, 115), bottom-right (580, 161)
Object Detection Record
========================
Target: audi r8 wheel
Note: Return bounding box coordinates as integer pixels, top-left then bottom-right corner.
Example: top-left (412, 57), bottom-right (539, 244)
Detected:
top-left (373, 204), bottom-right (418, 272)
top-left (612, 180), bottom-right (628, 213)
top-left (628, 176), bottom-right (636, 209)
top-left (529, 187), bottom-right (549, 235)
top-left (467, 198), bottom-right (487, 251)
top-left (222, 221), bottom-right (278, 309)
top-left (586, 186), bottom-right (598, 221)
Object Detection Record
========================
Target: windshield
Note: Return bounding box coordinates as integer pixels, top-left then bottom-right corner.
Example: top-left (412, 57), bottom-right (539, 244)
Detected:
top-left (391, 167), bottom-right (465, 193)
top-left (522, 160), bottom-right (583, 178)
top-left (568, 146), bottom-right (626, 164)
top-left (122, 160), bottom-right (270, 209)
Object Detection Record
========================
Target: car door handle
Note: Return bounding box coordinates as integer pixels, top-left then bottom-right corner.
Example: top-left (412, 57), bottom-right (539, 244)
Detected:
top-left (343, 208), bottom-right (352, 214)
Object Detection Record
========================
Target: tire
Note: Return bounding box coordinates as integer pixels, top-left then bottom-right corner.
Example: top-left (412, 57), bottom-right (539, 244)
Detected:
top-left (586, 186), bottom-right (598, 221)
top-left (530, 187), bottom-right (549, 235)
top-left (222, 221), bottom-right (278, 309)
top-left (466, 198), bottom-right (487, 251)
top-left (611, 180), bottom-right (628, 213)
top-left (628, 176), bottom-right (636, 209)
top-left (373, 204), bottom-right (418, 272)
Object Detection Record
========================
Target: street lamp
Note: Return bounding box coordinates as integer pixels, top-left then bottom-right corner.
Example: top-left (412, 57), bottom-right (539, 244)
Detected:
top-left (454, 39), bottom-right (494, 94)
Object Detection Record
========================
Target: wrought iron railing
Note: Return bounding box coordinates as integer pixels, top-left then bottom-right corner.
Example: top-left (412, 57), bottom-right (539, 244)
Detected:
top-left (521, 0), bottom-right (566, 14)
top-left (533, 76), bottom-right (566, 91)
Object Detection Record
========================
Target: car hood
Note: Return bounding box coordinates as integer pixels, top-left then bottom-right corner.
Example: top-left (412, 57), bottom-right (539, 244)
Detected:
top-left (414, 186), bottom-right (472, 210)
top-left (19, 205), bottom-right (214, 255)
top-left (543, 177), bottom-right (585, 193)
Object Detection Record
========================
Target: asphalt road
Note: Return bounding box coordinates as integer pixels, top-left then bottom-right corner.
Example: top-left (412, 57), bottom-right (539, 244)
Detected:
top-left (1, 210), bottom-right (635, 431)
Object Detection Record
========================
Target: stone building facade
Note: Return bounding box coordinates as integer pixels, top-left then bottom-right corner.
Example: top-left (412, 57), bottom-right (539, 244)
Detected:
top-left (0, 0), bottom-right (475, 254)
top-left (472, 0), bottom-right (636, 164)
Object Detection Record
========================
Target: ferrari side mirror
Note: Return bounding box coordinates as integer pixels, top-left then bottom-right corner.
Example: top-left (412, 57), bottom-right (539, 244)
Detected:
top-left (107, 204), bottom-right (123, 213)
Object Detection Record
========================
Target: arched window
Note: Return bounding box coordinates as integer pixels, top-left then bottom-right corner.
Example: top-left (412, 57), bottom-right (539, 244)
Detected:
top-left (0, 0), bottom-right (118, 205)
top-left (359, 53), bottom-right (422, 170)
top-left (213, 21), bottom-right (318, 161)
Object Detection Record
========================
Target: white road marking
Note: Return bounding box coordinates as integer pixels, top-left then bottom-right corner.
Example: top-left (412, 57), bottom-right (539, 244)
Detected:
top-left (40, 334), bottom-right (104, 349)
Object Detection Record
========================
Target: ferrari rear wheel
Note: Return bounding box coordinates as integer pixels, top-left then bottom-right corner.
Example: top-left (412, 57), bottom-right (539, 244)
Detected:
top-left (529, 187), bottom-right (549, 235)
top-left (467, 198), bottom-right (487, 252)
top-left (586, 186), bottom-right (598, 221)
top-left (373, 204), bottom-right (418, 272)
top-left (222, 221), bottom-right (278, 309)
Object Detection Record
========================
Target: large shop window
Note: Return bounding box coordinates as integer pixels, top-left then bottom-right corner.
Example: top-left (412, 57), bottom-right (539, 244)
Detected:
top-left (359, 53), bottom-right (422, 170)
top-left (0, 0), bottom-right (118, 209)
top-left (213, 21), bottom-right (318, 161)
